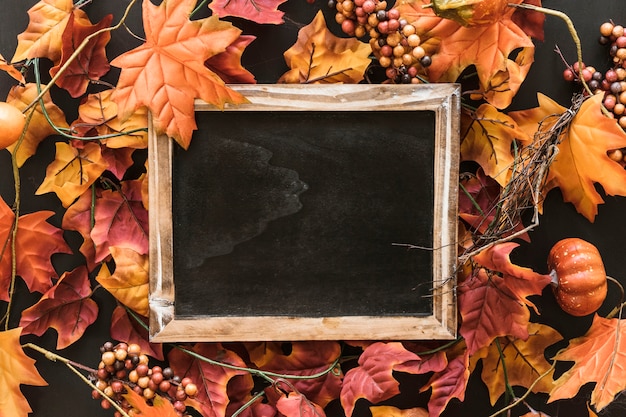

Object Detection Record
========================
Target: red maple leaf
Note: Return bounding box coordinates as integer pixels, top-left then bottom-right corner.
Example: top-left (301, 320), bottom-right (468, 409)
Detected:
top-left (49, 11), bottom-right (112, 98)
top-left (61, 188), bottom-right (99, 271)
top-left (19, 266), bottom-right (98, 349)
top-left (276, 391), bottom-right (327, 417)
top-left (110, 306), bottom-right (163, 361)
top-left (421, 344), bottom-right (469, 417)
top-left (0, 197), bottom-right (71, 301)
top-left (209, 0), bottom-right (288, 24)
top-left (459, 243), bottom-right (551, 354)
top-left (110, 0), bottom-right (248, 148)
top-left (168, 343), bottom-right (249, 417)
top-left (340, 342), bottom-right (446, 417)
top-left (205, 35), bottom-right (257, 84)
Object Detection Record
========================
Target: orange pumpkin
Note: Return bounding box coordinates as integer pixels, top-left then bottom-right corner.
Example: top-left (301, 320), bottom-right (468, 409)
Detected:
top-left (428, 0), bottom-right (511, 27)
top-left (548, 238), bottom-right (607, 317)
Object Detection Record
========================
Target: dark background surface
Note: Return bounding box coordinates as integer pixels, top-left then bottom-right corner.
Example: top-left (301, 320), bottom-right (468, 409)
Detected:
top-left (1, 0), bottom-right (626, 416)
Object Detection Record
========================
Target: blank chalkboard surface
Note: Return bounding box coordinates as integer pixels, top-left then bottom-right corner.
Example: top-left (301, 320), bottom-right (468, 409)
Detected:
top-left (149, 84), bottom-right (460, 342)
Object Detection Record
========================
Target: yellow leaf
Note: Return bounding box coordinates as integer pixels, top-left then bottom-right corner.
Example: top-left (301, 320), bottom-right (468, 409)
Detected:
top-left (96, 247), bottom-right (149, 316)
top-left (35, 142), bottom-right (107, 207)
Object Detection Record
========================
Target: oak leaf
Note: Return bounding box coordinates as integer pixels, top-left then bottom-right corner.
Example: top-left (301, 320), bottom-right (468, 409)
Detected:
top-left (72, 90), bottom-right (148, 149)
top-left (6, 83), bottom-right (70, 167)
top-left (278, 11), bottom-right (371, 84)
top-left (12, 0), bottom-right (90, 64)
top-left (0, 54), bottom-right (25, 84)
top-left (341, 342), bottom-right (445, 417)
top-left (90, 179), bottom-right (149, 263)
top-left (370, 406), bottom-right (428, 417)
top-left (35, 141), bottom-right (108, 207)
top-left (19, 267), bottom-right (98, 349)
top-left (0, 197), bottom-right (71, 301)
top-left (476, 323), bottom-right (561, 405)
top-left (549, 314), bottom-right (626, 411)
top-left (247, 341), bottom-right (342, 408)
top-left (209, 0), bottom-right (288, 24)
top-left (0, 328), bottom-right (48, 417)
top-left (96, 247), bottom-right (149, 316)
top-left (205, 35), bottom-right (257, 84)
top-left (110, 306), bottom-right (164, 361)
top-left (396, 0), bottom-right (536, 109)
top-left (276, 392), bottom-right (326, 417)
top-left (123, 387), bottom-right (179, 417)
top-left (459, 243), bottom-right (551, 354)
top-left (49, 11), bottom-right (112, 98)
top-left (510, 93), bottom-right (626, 221)
top-left (168, 343), bottom-right (249, 417)
top-left (110, 0), bottom-right (249, 149)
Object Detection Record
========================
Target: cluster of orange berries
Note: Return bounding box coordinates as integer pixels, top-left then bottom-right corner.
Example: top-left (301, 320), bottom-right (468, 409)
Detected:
top-left (92, 342), bottom-right (197, 417)
top-left (328, 0), bottom-right (431, 83)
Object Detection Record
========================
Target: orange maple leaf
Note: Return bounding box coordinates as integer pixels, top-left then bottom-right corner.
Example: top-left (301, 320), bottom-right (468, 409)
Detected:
top-left (278, 11), bottom-right (372, 84)
top-left (459, 243), bottom-right (552, 355)
top-left (370, 406), bottom-right (429, 417)
top-left (209, 0), bottom-right (288, 24)
top-left (0, 53), bottom-right (25, 84)
top-left (0, 197), bottom-right (71, 302)
top-left (49, 11), bottom-right (112, 98)
top-left (6, 83), bottom-right (70, 167)
top-left (19, 267), bottom-right (98, 349)
top-left (96, 247), bottom-right (149, 316)
top-left (549, 314), bottom-right (626, 411)
top-left (0, 328), bottom-right (47, 417)
top-left (123, 388), bottom-right (179, 417)
top-left (396, 0), bottom-right (535, 109)
top-left (35, 141), bottom-right (108, 207)
top-left (110, 0), bottom-right (249, 149)
top-left (12, 0), bottom-right (90, 64)
top-left (509, 93), bottom-right (626, 221)
top-left (475, 323), bottom-right (562, 405)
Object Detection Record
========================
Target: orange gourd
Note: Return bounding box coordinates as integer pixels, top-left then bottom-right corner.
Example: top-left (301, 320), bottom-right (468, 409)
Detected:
top-left (547, 238), bottom-right (608, 317)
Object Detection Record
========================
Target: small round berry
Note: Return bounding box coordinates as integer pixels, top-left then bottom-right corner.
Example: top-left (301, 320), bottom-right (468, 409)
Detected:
top-left (600, 22), bottom-right (615, 37)
top-left (101, 351), bottom-right (116, 366)
top-left (184, 383), bottom-right (199, 398)
top-left (420, 55), bottom-right (432, 67)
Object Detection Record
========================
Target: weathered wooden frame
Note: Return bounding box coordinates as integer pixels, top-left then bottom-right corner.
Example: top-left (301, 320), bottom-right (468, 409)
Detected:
top-left (149, 84), bottom-right (460, 342)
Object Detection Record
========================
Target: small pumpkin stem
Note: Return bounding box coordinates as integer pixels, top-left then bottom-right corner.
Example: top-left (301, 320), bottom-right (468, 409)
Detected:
top-left (606, 276), bottom-right (625, 319)
top-left (549, 269), bottom-right (559, 287)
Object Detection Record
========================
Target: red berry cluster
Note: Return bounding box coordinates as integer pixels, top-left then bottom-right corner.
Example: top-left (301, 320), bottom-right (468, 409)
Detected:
top-left (92, 341), bottom-right (198, 417)
top-left (328, 0), bottom-right (431, 83)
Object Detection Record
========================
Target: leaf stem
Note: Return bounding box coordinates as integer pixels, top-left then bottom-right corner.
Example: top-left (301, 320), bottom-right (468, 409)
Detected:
top-left (231, 391), bottom-right (266, 417)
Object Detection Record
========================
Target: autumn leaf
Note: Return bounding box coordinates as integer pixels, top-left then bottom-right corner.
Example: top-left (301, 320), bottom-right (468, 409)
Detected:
top-left (12, 0), bottom-right (90, 64)
top-left (110, 0), bottom-right (249, 149)
top-left (205, 35), bottom-right (257, 84)
top-left (549, 314), bottom-right (626, 411)
top-left (396, 0), bottom-right (536, 109)
top-left (512, 93), bottom-right (626, 221)
top-left (49, 11), bottom-right (112, 98)
top-left (461, 103), bottom-right (532, 186)
top-left (71, 90), bottom-right (148, 149)
top-left (247, 341), bottom-right (342, 408)
top-left (341, 342), bottom-right (445, 417)
top-left (276, 391), bottom-right (327, 417)
top-left (420, 342), bottom-right (469, 417)
top-left (6, 83), bottom-right (70, 167)
top-left (123, 387), bottom-right (179, 417)
top-left (0, 328), bottom-right (48, 417)
top-left (459, 167), bottom-right (502, 235)
top-left (459, 243), bottom-right (552, 354)
top-left (0, 197), bottom-right (71, 301)
top-left (370, 406), bottom-right (429, 417)
top-left (476, 323), bottom-right (561, 405)
top-left (0, 53), bottom-right (25, 84)
top-left (278, 11), bottom-right (371, 84)
top-left (101, 146), bottom-right (136, 180)
top-left (209, 0), bottom-right (288, 24)
top-left (90, 179), bottom-right (149, 263)
top-left (19, 267), bottom-right (98, 349)
top-left (35, 141), bottom-right (108, 207)
top-left (168, 343), bottom-right (249, 417)
top-left (96, 247), bottom-right (149, 316)
top-left (110, 306), bottom-right (164, 361)
top-left (61, 188), bottom-right (99, 270)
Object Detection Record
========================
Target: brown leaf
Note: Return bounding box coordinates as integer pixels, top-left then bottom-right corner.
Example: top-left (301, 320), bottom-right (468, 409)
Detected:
top-left (19, 267), bottom-right (98, 349)
top-left (6, 83), bottom-right (70, 167)
top-left (110, 306), bottom-right (163, 361)
top-left (278, 11), bottom-right (371, 84)
top-left (0, 328), bottom-right (48, 417)
top-left (96, 247), bottom-right (149, 316)
top-left (550, 315), bottom-right (626, 411)
top-left (110, 0), bottom-right (248, 149)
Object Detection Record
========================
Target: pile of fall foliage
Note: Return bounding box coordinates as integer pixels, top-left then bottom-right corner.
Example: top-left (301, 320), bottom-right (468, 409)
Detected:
top-left (2, 0), bottom-right (626, 417)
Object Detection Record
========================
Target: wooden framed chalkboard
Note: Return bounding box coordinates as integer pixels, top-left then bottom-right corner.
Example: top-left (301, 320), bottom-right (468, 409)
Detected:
top-left (148, 84), bottom-right (460, 342)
